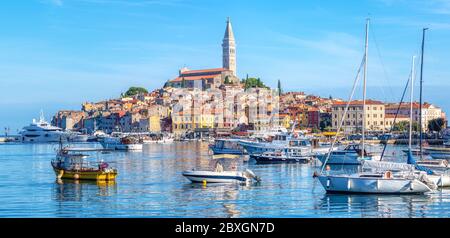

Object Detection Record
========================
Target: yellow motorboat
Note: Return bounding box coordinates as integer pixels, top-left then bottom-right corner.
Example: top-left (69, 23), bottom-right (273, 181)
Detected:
top-left (51, 147), bottom-right (118, 181)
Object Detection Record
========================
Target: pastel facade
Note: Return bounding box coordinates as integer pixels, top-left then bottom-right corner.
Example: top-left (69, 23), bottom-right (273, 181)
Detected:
top-left (331, 100), bottom-right (385, 133)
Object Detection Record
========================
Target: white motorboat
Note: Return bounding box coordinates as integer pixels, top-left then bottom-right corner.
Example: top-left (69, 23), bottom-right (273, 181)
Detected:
top-left (182, 170), bottom-right (257, 183)
top-left (100, 135), bottom-right (143, 151)
top-left (68, 132), bottom-right (89, 142)
top-left (142, 133), bottom-right (174, 144)
top-left (19, 112), bottom-right (71, 143)
top-left (182, 154), bottom-right (259, 184)
top-left (239, 133), bottom-right (322, 156)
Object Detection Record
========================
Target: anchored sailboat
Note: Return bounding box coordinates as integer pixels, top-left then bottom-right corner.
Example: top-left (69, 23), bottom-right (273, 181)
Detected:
top-left (315, 20), bottom-right (434, 194)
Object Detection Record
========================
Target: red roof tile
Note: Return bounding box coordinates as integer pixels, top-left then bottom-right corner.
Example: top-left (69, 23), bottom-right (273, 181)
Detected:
top-left (332, 100), bottom-right (384, 106)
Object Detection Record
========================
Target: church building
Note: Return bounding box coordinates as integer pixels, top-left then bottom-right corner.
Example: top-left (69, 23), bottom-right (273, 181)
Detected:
top-left (166, 18), bottom-right (240, 90)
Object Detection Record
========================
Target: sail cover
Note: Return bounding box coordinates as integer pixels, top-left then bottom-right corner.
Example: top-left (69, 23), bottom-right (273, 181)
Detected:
top-left (406, 149), bottom-right (435, 175)
top-left (362, 160), bottom-right (414, 172)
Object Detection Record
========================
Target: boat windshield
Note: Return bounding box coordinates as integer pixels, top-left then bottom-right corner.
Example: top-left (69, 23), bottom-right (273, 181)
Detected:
top-left (208, 155), bottom-right (243, 171)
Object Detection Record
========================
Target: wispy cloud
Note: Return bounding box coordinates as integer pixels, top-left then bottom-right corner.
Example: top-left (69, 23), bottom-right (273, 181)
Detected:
top-left (40, 0), bottom-right (63, 6)
top-left (425, 0), bottom-right (450, 15)
top-left (76, 0), bottom-right (186, 7)
top-left (274, 31), bottom-right (362, 58)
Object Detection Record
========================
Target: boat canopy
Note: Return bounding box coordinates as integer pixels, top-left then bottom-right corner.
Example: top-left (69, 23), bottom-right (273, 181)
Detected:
top-left (362, 160), bottom-right (414, 172)
top-left (209, 155), bottom-right (242, 171)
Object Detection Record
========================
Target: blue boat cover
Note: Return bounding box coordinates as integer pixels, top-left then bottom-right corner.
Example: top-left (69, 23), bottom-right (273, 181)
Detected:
top-left (406, 149), bottom-right (434, 175)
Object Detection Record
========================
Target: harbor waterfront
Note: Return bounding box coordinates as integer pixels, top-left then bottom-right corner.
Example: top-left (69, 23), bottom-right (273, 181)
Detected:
top-left (1, 142), bottom-right (450, 218)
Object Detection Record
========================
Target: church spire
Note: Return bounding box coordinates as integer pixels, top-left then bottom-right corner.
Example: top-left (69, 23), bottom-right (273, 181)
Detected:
top-left (222, 17), bottom-right (236, 76)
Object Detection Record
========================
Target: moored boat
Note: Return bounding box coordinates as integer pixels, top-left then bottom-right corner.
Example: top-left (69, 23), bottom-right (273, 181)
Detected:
top-left (19, 111), bottom-right (71, 143)
top-left (100, 134), bottom-right (143, 151)
top-left (182, 154), bottom-right (259, 184)
top-left (250, 150), bottom-right (311, 164)
top-left (51, 147), bottom-right (118, 181)
top-left (209, 138), bottom-right (245, 155)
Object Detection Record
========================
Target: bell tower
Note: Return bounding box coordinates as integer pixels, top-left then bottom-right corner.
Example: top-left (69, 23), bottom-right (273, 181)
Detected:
top-left (222, 17), bottom-right (236, 76)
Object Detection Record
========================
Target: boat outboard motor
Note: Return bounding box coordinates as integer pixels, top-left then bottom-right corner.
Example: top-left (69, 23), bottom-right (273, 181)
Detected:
top-left (244, 169), bottom-right (261, 182)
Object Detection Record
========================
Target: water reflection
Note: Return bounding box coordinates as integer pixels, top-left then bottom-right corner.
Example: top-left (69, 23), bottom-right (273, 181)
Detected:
top-left (318, 193), bottom-right (434, 218)
top-left (54, 179), bottom-right (117, 202)
top-left (2, 142), bottom-right (450, 217)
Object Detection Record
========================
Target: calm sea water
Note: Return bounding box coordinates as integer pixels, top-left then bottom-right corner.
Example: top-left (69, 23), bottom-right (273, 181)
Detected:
top-left (0, 142), bottom-right (449, 218)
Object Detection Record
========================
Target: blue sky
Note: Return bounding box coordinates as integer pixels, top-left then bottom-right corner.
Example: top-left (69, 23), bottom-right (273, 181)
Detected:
top-left (1, 0), bottom-right (450, 132)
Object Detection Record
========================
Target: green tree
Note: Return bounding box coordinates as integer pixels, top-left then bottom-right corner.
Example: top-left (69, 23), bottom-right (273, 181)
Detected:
top-left (277, 79), bottom-right (282, 96)
top-left (241, 77), bottom-right (269, 89)
top-left (123, 87), bottom-right (148, 97)
top-left (392, 121), bottom-right (420, 132)
top-left (224, 76), bottom-right (232, 84)
top-left (428, 118), bottom-right (447, 132)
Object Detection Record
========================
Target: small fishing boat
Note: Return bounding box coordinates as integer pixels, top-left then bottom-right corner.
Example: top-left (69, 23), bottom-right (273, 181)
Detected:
top-left (250, 150), bottom-right (311, 164)
top-left (51, 147), bottom-right (118, 181)
top-left (209, 138), bottom-right (245, 155)
top-left (182, 154), bottom-right (260, 184)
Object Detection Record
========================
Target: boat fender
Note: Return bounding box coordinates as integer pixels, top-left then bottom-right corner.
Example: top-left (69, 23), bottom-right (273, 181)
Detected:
top-left (57, 170), bottom-right (64, 179)
top-left (326, 178), bottom-right (331, 188)
top-left (74, 174), bottom-right (80, 180)
top-left (202, 180), bottom-right (207, 186)
top-left (384, 171), bottom-right (393, 179)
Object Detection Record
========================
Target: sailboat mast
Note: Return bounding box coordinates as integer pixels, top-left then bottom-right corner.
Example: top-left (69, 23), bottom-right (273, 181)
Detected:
top-left (362, 18), bottom-right (369, 156)
top-left (409, 56), bottom-right (416, 150)
top-left (419, 28), bottom-right (428, 156)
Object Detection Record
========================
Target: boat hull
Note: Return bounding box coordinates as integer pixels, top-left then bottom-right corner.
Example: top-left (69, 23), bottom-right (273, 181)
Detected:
top-left (317, 154), bottom-right (364, 165)
top-left (210, 147), bottom-right (243, 155)
top-left (182, 171), bottom-right (249, 183)
top-left (251, 155), bottom-right (310, 164)
top-left (318, 175), bottom-right (431, 194)
top-left (429, 174), bottom-right (450, 187)
top-left (53, 168), bottom-right (117, 181)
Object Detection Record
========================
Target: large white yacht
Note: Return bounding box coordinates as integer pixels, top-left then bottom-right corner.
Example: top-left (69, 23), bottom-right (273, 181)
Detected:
top-left (19, 112), bottom-right (70, 143)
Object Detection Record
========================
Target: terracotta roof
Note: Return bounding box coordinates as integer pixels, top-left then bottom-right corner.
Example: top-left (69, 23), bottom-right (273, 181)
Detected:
top-left (181, 68), bottom-right (226, 75)
top-left (332, 100), bottom-right (384, 106)
top-left (385, 114), bottom-right (410, 119)
top-left (385, 102), bottom-right (434, 109)
top-left (171, 74), bottom-right (220, 82)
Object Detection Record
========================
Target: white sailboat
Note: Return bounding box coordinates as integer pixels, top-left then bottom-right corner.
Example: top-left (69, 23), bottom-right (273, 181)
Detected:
top-left (403, 29), bottom-right (450, 187)
top-left (316, 20), bottom-right (433, 194)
